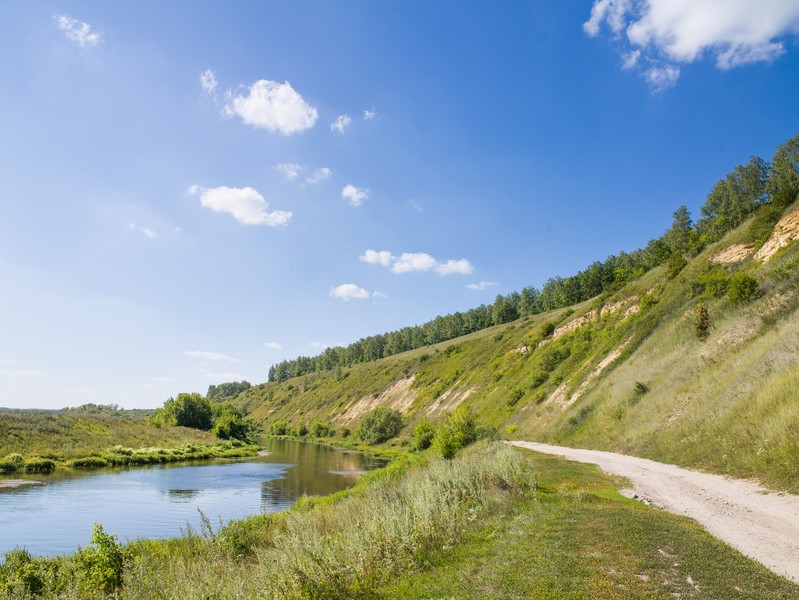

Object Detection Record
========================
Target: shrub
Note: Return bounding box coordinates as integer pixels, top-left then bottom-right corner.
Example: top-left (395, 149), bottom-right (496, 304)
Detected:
top-left (412, 420), bottom-right (435, 451)
top-left (728, 272), bottom-right (760, 306)
top-left (267, 421), bottom-right (289, 436)
top-left (296, 422), bottom-right (309, 437)
top-left (0, 453), bottom-right (25, 473)
top-left (432, 406), bottom-right (477, 459)
top-left (695, 303), bottom-right (711, 341)
top-left (23, 459), bottom-right (55, 474)
top-left (310, 422), bottom-right (335, 438)
top-left (629, 381), bottom-right (650, 406)
top-left (69, 456), bottom-right (110, 469)
top-left (76, 524), bottom-right (127, 594)
top-left (357, 408), bottom-right (404, 445)
top-left (507, 388), bottom-right (524, 407)
top-left (340, 427), bottom-right (351, 438)
top-left (665, 253), bottom-right (687, 278)
top-left (0, 548), bottom-right (45, 596)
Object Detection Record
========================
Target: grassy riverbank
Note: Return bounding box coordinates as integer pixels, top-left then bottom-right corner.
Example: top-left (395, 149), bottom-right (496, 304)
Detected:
top-left (2, 442), bottom-right (796, 599)
top-left (0, 409), bottom-right (259, 474)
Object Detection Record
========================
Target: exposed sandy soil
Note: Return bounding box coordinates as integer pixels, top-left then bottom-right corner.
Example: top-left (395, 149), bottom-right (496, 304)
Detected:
top-left (339, 377), bottom-right (416, 423)
top-left (510, 441), bottom-right (799, 583)
top-left (755, 207), bottom-right (799, 262)
top-left (711, 243), bottom-right (754, 264)
top-left (0, 479), bottom-right (42, 489)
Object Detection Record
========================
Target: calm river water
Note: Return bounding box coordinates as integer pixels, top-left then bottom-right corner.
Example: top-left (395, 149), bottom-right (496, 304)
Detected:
top-left (0, 439), bottom-right (385, 556)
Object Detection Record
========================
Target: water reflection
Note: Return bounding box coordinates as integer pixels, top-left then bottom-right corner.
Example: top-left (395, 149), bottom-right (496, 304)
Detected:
top-left (259, 439), bottom-right (387, 511)
top-left (0, 440), bottom-right (386, 556)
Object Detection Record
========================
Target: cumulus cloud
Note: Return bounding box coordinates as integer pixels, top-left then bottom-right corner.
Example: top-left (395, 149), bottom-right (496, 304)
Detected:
top-left (200, 69), bottom-right (218, 95)
top-left (361, 249), bottom-right (474, 276)
top-left (307, 167), bottom-right (332, 184)
top-left (330, 114), bottom-right (352, 134)
top-left (359, 249), bottom-right (394, 267)
top-left (342, 184), bottom-right (368, 206)
top-left (189, 185), bottom-right (292, 226)
top-left (264, 342), bottom-right (282, 350)
top-left (274, 163), bottom-right (302, 180)
top-left (466, 281), bottom-right (498, 291)
top-left (55, 15), bottom-right (101, 47)
top-left (330, 283), bottom-right (371, 301)
top-left (584, 0), bottom-right (799, 90)
top-left (224, 79), bottom-right (318, 135)
top-left (183, 350), bottom-right (239, 362)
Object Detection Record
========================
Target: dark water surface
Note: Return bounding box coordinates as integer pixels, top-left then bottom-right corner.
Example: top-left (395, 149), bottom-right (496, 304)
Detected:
top-left (0, 439), bottom-right (385, 556)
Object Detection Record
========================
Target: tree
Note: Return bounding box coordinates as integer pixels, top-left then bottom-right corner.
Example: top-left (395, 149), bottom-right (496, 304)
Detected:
top-left (727, 272), bottom-right (760, 306)
top-left (767, 131), bottom-right (799, 208)
top-left (157, 393), bottom-right (214, 430)
top-left (664, 205), bottom-right (693, 256)
top-left (357, 407), bottom-right (404, 444)
top-left (700, 156), bottom-right (769, 239)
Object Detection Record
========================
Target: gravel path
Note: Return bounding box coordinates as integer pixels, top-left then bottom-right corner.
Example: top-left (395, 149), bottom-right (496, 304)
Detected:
top-left (510, 441), bottom-right (799, 583)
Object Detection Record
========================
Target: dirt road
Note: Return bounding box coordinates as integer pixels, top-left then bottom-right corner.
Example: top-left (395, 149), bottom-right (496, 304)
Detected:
top-left (510, 441), bottom-right (799, 584)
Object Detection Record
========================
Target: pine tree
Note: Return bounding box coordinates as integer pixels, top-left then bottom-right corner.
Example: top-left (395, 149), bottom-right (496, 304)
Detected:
top-left (695, 303), bottom-right (710, 341)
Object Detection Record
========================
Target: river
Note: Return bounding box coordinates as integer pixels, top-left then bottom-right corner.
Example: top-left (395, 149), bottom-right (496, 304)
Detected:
top-left (0, 439), bottom-right (386, 556)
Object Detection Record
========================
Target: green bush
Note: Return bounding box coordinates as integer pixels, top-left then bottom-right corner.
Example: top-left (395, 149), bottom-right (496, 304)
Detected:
top-left (76, 524), bottom-right (127, 594)
top-left (0, 453), bottom-right (25, 473)
top-left (311, 421), bottom-right (335, 438)
top-left (728, 272), bottom-right (760, 306)
top-left (23, 458), bottom-right (56, 474)
top-left (296, 422), bottom-right (309, 437)
top-left (432, 406), bottom-right (477, 459)
top-left (267, 420), bottom-right (289, 436)
top-left (0, 548), bottom-right (45, 596)
top-left (69, 456), bottom-right (110, 469)
top-left (357, 408), bottom-right (404, 445)
top-left (412, 420), bottom-right (435, 451)
top-left (665, 253), bottom-right (687, 278)
top-left (507, 388), bottom-right (524, 407)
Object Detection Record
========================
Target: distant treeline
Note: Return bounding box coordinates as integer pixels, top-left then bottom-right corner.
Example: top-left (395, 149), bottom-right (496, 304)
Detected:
top-left (268, 132), bottom-right (799, 383)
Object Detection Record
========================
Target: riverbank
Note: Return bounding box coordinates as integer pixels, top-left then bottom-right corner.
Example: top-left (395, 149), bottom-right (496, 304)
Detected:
top-left (3, 442), bottom-right (796, 598)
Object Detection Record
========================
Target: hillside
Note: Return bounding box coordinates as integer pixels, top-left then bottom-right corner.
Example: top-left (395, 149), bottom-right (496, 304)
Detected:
top-left (236, 200), bottom-right (799, 493)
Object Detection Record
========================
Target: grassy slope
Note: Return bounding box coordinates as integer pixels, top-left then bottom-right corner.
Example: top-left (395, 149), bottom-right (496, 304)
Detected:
top-left (0, 409), bottom-right (215, 460)
top-left (237, 202), bottom-right (799, 492)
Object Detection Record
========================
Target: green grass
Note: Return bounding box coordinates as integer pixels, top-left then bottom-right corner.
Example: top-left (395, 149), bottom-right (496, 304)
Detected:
top-left (383, 449), bottom-right (799, 599)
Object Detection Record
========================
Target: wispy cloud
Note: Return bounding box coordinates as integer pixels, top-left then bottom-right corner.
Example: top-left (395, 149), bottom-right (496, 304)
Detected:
top-left (151, 376), bottom-right (178, 384)
top-left (128, 222), bottom-right (156, 238)
top-left (363, 108), bottom-right (377, 120)
top-left (264, 342), bottom-right (282, 350)
top-left (200, 69), bottom-right (218, 95)
top-left (55, 15), bottom-right (101, 47)
top-left (330, 114), bottom-right (352, 135)
top-left (0, 369), bottom-right (44, 379)
top-left (223, 79), bottom-right (318, 135)
top-left (202, 371), bottom-right (248, 381)
top-left (360, 249), bottom-right (474, 276)
top-left (342, 184), bottom-right (368, 207)
top-left (274, 163), bottom-right (302, 180)
top-left (183, 350), bottom-right (239, 362)
top-left (584, 0), bottom-right (799, 91)
top-left (189, 185), bottom-right (292, 227)
top-left (307, 167), bottom-right (332, 184)
top-left (466, 281), bottom-right (498, 291)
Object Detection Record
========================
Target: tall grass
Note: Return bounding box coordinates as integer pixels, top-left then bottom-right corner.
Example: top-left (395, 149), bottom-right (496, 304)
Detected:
top-left (6, 442), bottom-right (534, 599)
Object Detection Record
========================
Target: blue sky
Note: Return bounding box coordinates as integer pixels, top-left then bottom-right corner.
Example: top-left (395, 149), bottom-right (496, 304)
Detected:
top-left (2, 1), bottom-right (799, 409)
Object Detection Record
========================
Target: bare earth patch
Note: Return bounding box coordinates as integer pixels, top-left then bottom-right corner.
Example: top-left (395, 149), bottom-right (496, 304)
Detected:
top-left (339, 376), bottom-right (416, 423)
top-left (0, 479), bottom-right (43, 489)
top-left (755, 207), bottom-right (799, 262)
top-left (711, 243), bottom-right (754, 264)
top-left (510, 441), bottom-right (799, 584)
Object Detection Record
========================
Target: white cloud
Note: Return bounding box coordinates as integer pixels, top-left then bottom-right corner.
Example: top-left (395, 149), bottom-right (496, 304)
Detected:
top-left (359, 249), bottom-right (394, 267)
top-left (275, 163), bottom-right (302, 180)
top-left (128, 222), bottom-right (156, 238)
top-left (264, 342), bottom-right (283, 350)
top-left (55, 15), bottom-right (101, 47)
top-left (363, 108), bottom-right (377, 120)
top-left (330, 283), bottom-right (371, 301)
top-left (183, 350), bottom-right (239, 362)
top-left (200, 69), bottom-right (218, 95)
top-left (361, 249), bottom-right (475, 276)
top-left (309, 341), bottom-right (337, 350)
top-left (392, 252), bottom-right (439, 274)
top-left (436, 259), bottom-right (474, 276)
top-left (342, 184), bottom-right (368, 206)
top-left (307, 167), bottom-right (332, 185)
top-left (584, 0), bottom-right (799, 90)
top-left (372, 291), bottom-right (387, 299)
top-left (331, 114), bottom-right (352, 135)
top-left (466, 281), bottom-right (498, 291)
top-left (189, 185), bottom-right (292, 226)
top-left (645, 64), bottom-right (681, 92)
top-left (224, 80), bottom-right (318, 135)
top-left (410, 199), bottom-right (425, 213)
